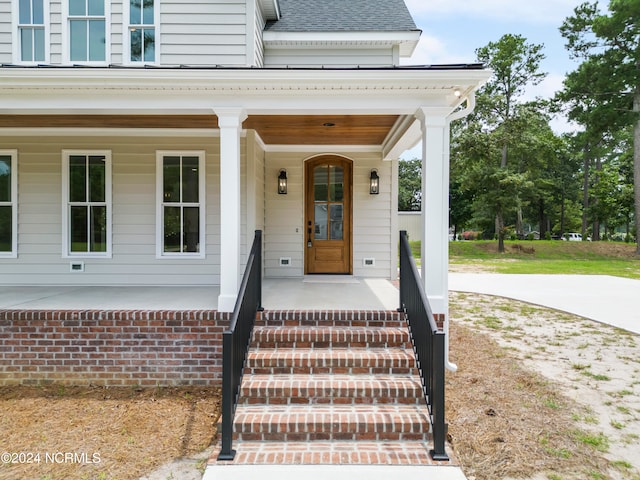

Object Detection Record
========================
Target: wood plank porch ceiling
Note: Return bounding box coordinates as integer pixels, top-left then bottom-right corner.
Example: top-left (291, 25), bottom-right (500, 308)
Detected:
top-left (0, 114), bottom-right (400, 145)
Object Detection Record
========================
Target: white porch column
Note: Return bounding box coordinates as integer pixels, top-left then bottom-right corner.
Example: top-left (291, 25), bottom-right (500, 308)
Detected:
top-left (416, 107), bottom-right (456, 370)
top-left (216, 107), bottom-right (247, 312)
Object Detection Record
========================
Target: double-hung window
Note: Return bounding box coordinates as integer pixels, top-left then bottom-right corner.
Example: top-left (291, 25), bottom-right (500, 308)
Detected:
top-left (62, 151), bottom-right (112, 257)
top-left (16, 0), bottom-right (46, 62)
top-left (0, 151), bottom-right (18, 258)
top-left (128, 0), bottom-right (156, 63)
top-left (68, 0), bottom-right (107, 62)
top-left (156, 152), bottom-right (205, 258)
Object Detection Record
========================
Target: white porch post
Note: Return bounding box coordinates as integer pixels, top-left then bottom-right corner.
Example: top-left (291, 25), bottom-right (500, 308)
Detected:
top-left (216, 108), bottom-right (247, 312)
top-left (416, 107), bottom-right (457, 370)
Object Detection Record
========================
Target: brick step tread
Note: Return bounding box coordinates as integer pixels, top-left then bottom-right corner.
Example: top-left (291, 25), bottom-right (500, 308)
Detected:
top-left (251, 326), bottom-right (411, 348)
top-left (244, 348), bottom-right (416, 375)
top-left (220, 441), bottom-right (443, 465)
top-left (259, 310), bottom-right (405, 328)
top-left (233, 404), bottom-right (430, 441)
top-left (240, 374), bottom-right (425, 404)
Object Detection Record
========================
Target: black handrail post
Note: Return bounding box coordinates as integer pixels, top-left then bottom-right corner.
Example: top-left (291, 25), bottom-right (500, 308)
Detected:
top-left (398, 230), bottom-right (407, 312)
top-left (255, 230), bottom-right (264, 312)
top-left (218, 332), bottom-right (236, 460)
top-left (430, 331), bottom-right (449, 461)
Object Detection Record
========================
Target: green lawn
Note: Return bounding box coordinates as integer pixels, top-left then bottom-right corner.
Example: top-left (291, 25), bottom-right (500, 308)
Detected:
top-left (447, 240), bottom-right (640, 279)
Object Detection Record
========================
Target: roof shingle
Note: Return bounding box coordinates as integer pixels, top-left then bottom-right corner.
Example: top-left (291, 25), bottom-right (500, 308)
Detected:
top-left (265, 0), bottom-right (419, 33)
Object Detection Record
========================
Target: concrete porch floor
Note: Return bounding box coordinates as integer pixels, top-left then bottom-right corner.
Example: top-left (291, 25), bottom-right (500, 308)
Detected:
top-left (0, 276), bottom-right (399, 311)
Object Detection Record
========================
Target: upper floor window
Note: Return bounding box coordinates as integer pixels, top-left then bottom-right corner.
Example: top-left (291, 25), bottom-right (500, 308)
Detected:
top-left (128, 0), bottom-right (156, 63)
top-left (17, 0), bottom-right (46, 62)
top-left (62, 151), bottom-right (112, 257)
top-left (68, 0), bottom-right (106, 62)
top-left (0, 151), bottom-right (18, 258)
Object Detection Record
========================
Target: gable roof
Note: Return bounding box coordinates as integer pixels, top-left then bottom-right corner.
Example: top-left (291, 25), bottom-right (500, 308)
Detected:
top-left (265, 0), bottom-right (419, 33)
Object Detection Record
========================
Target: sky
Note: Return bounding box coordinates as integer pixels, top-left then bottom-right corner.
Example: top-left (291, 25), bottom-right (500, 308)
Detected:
top-left (400, 0), bottom-right (587, 158)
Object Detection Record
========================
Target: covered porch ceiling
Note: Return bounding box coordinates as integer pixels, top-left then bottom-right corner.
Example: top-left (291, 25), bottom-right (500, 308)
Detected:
top-left (0, 114), bottom-right (400, 146)
top-left (0, 66), bottom-right (492, 154)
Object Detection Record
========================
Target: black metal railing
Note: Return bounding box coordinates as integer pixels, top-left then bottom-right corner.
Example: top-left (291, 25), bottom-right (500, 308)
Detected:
top-left (398, 230), bottom-right (449, 461)
top-left (218, 230), bottom-right (263, 461)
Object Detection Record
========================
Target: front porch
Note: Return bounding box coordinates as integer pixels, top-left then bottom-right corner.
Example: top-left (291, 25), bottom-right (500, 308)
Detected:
top-left (0, 276), bottom-right (398, 311)
top-left (0, 277), bottom-right (399, 387)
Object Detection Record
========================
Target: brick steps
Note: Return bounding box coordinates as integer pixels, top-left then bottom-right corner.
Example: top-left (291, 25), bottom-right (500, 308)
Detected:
top-left (233, 404), bottom-right (430, 442)
top-left (251, 326), bottom-right (411, 349)
top-left (227, 441), bottom-right (435, 465)
top-left (222, 310), bottom-right (438, 465)
top-left (240, 374), bottom-right (425, 404)
top-left (259, 310), bottom-right (406, 328)
top-left (245, 348), bottom-right (417, 375)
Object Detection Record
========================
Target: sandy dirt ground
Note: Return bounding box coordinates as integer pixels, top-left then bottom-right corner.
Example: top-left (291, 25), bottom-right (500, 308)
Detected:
top-left (450, 291), bottom-right (640, 479)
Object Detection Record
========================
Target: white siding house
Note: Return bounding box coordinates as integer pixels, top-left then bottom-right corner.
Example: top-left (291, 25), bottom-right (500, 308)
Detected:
top-left (0, 0), bottom-right (490, 326)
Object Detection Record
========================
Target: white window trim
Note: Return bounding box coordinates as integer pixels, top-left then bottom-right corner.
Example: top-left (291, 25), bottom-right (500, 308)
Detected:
top-left (61, 150), bottom-right (113, 258)
top-left (61, 0), bottom-right (111, 65)
top-left (12, 0), bottom-right (51, 65)
top-left (156, 151), bottom-right (206, 259)
top-left (123, 0), bottom-right (160, 66)
top-left (0, 150), bottom-right (18, 259)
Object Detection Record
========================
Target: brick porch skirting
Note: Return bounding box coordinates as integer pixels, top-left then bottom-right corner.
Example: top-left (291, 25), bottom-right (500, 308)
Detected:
top-left (0, 309), bottom-right (446, 387)
top-left (0, 310), bottom-right (230, 386)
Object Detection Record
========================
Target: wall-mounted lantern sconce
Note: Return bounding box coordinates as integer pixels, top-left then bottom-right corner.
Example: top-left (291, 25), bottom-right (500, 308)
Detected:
top-left (278, 169), bottom-right (288, 194)
top-left (369, 169), bottom-right (379, 195)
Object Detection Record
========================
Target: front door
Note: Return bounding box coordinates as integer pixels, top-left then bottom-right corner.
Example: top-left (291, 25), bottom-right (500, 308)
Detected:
top-left (305, 156), bottom-right (352, 274)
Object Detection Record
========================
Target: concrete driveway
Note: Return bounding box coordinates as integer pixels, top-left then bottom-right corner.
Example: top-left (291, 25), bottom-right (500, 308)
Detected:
top-left (449, 273), bottom-right (640, 335)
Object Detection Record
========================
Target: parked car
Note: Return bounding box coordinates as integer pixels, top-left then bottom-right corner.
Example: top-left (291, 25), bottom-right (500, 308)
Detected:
top-left (563, 232), bottom-right (586, 241)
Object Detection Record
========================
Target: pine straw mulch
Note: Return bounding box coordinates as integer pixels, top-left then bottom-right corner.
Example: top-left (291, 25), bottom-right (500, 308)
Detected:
top-left (447, 321), bottom-right (612, 480)
top-left (0, 385), bottom-right (220, 480)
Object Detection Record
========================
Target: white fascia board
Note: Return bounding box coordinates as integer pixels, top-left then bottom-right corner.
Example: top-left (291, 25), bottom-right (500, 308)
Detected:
top-left (258, 0), bottom-right (280, 20)
top-left (382, 115), bottom-right (420, 161)
top-left (263, 31), bottom-right (421, 57)
top-left (0, 68), bottom-right (492, 115)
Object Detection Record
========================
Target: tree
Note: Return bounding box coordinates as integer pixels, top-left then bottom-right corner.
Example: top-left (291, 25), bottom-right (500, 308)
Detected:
top-left (458, 34), bottom-right (546, 252)
top-left (590, 128), bottom-right (635, 237)
top-left (552, 133), bottom-right (587, 237)
top-left (560, 0), bottom-right (640, 252)
top-left (398, 158), bottom-right (421, 211)
top-left (449, 180), bottom-right (473, 240)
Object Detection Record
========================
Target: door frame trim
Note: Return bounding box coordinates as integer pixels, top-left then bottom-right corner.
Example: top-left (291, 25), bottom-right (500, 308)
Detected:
top-left (303, 154), bottom-right (353, 275)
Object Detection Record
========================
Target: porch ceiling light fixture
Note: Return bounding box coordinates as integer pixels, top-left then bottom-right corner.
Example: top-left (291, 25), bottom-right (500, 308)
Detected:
top-left (369, 169), bottom-right (380, 195)
top-left (453, 88), bottom-right (462, 98)
top-left (278, 169), bottom-right (288, 195)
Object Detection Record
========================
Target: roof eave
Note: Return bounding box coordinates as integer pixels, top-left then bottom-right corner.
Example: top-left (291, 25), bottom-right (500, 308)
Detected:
top-left (0, 67), bottom-right (492, 115)
top-left (258, 0), bottom-right (281, 21)
top-left (263, 30), bottom-right (421, 57)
